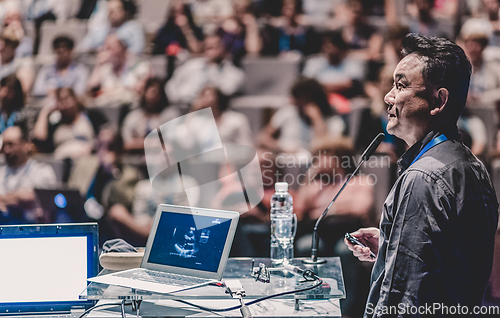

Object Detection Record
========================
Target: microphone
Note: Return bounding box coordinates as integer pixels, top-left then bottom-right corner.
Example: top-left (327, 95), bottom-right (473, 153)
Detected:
top-left (302, 133), bottom-right (385, 265)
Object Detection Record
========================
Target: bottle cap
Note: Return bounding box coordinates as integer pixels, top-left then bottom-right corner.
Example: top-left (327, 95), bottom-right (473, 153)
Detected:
top-left (275, 182), bottom-right (288, 192)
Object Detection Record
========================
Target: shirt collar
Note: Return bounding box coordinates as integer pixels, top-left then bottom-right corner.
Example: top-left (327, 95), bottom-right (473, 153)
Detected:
top-left (397, 127), bottom-right (461, 174)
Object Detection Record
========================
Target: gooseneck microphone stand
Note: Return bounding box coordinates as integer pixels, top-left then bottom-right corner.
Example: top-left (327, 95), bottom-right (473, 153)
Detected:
top-left (302, 133), bottom-right (385, 265)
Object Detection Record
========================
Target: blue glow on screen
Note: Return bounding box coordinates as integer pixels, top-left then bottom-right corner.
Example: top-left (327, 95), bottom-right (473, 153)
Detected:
top-left (54, 193), bottom-right (67, 208)
top-left (148, 212), bottom-right (231, 272)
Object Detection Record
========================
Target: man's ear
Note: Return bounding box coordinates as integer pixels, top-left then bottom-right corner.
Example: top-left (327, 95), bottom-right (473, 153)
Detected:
top-left (430, 88), bottom-right (449, 116)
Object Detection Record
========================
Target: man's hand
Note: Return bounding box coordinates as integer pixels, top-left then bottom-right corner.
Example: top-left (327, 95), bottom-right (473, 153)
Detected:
top-left (344, 227), bottom-right (380, 262)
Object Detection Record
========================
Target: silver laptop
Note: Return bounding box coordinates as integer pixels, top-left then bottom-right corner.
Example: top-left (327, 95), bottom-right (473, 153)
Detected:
top-left (88, 204), bottom-right (239, 294)
top-left (0, 223), bottom-right (99, 317)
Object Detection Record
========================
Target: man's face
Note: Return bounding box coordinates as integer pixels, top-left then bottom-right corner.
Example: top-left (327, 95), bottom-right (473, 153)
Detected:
top-left (204, 37), bottom-right (224, 62)
top-left (2, 126), bottom-right (29, 167)
top-left (108, 0), bottom-right (127, 27)
top-left (56, 89), bottom-right (79, 123)
top-left (55, 44), bottom-right (73, 67)
top-left (384, 54), bottom-right (433, 143)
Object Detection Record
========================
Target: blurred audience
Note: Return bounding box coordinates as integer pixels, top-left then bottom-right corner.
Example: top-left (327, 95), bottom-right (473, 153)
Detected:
top-left (165, 34), bottom-right (245, 105)
top-left (105, 167), bottom-right (199, 246)
top-left (217, 0), bottom-right (262, 65)
top-left (460, 0), bottom-right (500, 47)
top-left (33, 87), bottom-right (95, 159)
top-left (330, 0), bottom-right (383, 61)
top-left (0, 29), bottom-right (34, 94)
top-left (294, 137), bottom-right (374, 229)
top-left (78, 0), bottom-right (145, 54)
top-left (67, 127), bottom-right (141, 236)
top-left (383, 24), bottom-right (410, 67)
top-left (121, 77), bottom-right (180, 153)
top-left (32, 35), bottom-right (89, 97)
top-left (2, 4), bottom-right (33, 58)
top-left (0, 74), bottom-right (29, 134)
top-left (0, 124), bottom-right (57, 224)
top-left (458, 108), bottom-right (488, 157)
top-left (302, 30), bottom-right (365, 105)
top-left (152, 0), bottom-right (204, 55)
top-left (295, 135), bottom-right (375, 318)
top-left (87, 34), bottom-right (153, 107)
top-left (258, 77), bottom-right (345, 153)
top-left (407, 0), bottom-right (453, 38)
top-left (189, 85), bottom-right (253, 146)
top-left (460, 27), bottom-right (500, 106)
top-left (260, 0), bottom-right (321, 56)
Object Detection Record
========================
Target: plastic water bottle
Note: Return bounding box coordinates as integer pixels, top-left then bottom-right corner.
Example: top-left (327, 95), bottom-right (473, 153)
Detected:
top-left (270, 182), bottom-right (296, 265)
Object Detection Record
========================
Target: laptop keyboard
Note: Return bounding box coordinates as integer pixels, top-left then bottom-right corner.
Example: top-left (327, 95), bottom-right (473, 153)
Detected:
top-left (114, 269), bottom-right (213, 287)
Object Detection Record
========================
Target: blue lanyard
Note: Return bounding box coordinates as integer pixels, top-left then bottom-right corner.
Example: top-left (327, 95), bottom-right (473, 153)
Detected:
top-left (410, 134), bottom-right (448, 166)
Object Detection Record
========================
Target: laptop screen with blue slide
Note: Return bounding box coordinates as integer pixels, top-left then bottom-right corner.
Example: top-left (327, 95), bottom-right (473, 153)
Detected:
top-left (0, 223), bottom-right (98, 315)
top-left (147, 211), bottom-right (232, 273)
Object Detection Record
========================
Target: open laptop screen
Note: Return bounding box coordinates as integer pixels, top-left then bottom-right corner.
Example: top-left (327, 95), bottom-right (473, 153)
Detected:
top-left (0, 223), bottom-right (98, 315)
top-left (147, 211), bottom-right (232, 273)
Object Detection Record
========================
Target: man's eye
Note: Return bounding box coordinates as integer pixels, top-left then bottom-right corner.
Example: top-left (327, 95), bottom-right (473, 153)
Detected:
top-left (395, 82), bottom-right (406, 90)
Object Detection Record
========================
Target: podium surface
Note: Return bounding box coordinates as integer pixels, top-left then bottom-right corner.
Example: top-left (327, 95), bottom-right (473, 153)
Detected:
top-left (81, 257), bottom-right (345, 317)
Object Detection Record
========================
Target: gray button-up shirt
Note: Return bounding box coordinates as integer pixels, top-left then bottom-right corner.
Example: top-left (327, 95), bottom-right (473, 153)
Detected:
top-left (365, 129), bottom-right (499, 317)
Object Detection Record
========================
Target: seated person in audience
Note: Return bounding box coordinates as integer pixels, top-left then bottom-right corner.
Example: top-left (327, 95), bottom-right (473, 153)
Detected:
top-left (461, 0), bottom-right (500, 47)
top-left (457, 108), bottom-right (488, 158)
top-left (329, 0), bottom-right (383, 61)
top-left (407, 0), bottom-right (453, 38)
top-left (0, 124), bottom-right (57, 224)
top-left (105, 168), bottom-right (199, 246)
top-left (78, 0), bottom-right (145, 54)
top-left (258, 77), bottom-right (345, 153)
top-left (383, 24), bottom-right (410, 67)
top-left (33, 87), bottom-right (95, 159)
top-left (121, 77), bottom-right (181, 153)
top-left (294, 135), bottom-right (374, 318)
top-left (24, 0), bottom-right (80, 54)
top-left (189, 85), bottom-right (253, 146)
top-left (0, 29), bottom-right (34, 94)
top-left (32, 35), bottom-right (89, 97)
top-left (165, 34), bottom-right (245, 105)
top-left (68, 127), bottom-right (141, 234)
top-left (302, 30), bottom-right (366, 102)
top-left (294, 137), bottom-right (374, 230)
top-left (460, 27), bottom-right (500, 106)
top-left (2, 4), bottom-right (33, 58)
top-left (0, 75), bottom-right (30, 134)
top-left (260, 0), bottom-right (321, 56)
top-left (87, 34), bottom-right (153, 107)
top-left (217, 0), bottom-right (262, 65)
top-left (153, 0), bottom-right (204, 55)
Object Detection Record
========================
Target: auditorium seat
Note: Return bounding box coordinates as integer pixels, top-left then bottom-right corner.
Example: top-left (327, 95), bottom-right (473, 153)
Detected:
top-left (241, 57), bottom-right (300, 96)
top-left (136, 0), bottom-right (170, 35)
top-left (32, 154), bottom-right (68, 183)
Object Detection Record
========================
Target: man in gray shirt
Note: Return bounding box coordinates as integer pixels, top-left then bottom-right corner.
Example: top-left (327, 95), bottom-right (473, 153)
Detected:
top-left (346, 34), bottom-right (498, 317)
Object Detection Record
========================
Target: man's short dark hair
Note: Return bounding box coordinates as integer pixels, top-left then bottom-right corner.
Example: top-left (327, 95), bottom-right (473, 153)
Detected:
top-left (120, 0), bottom-right (137, 18)
top-left (52, 35), bottom-right (75, 50)
top-left (11, 121), bottom-right (30, 143)
top-left (402, 33), bottom-right (472, 121)
top-left (323, 30), bottom-right (348, 51)
top-left (0, 74), bottom-right (24, 111)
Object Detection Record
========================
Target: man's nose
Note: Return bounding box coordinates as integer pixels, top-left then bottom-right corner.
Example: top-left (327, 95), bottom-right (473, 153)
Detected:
top-left (384, 88), bottom-right (395, 110)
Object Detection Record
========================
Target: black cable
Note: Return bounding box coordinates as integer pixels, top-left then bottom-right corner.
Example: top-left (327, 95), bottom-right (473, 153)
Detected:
top-left (174, 277), bottom-right (323, 312)
top-left (78, 301), bottom-right (132, 318)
